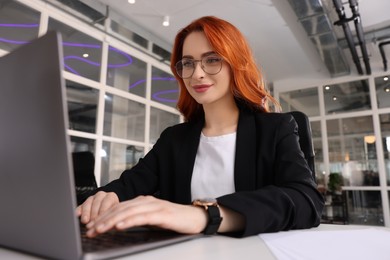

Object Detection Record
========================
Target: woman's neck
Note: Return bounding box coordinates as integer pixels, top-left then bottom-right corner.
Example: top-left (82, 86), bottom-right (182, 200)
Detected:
top-left (202, 99), bottom-right (239, 137)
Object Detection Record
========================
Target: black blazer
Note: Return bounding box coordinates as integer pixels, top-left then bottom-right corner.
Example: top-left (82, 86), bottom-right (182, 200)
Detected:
top-left (98, 109), bottom-right (324, 237)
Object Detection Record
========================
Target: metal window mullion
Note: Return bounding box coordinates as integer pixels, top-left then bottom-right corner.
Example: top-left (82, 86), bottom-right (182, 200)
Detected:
top-left (94, 39), bottom-right (109, 186)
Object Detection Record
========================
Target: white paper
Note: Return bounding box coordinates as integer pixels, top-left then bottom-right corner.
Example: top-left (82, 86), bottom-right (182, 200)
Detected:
top-left (259, 228), bottom-right (390, 260)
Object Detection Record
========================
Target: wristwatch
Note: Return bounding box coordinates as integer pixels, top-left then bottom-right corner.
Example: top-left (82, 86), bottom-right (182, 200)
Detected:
top-left (192, 199), bottom-right (223, 235)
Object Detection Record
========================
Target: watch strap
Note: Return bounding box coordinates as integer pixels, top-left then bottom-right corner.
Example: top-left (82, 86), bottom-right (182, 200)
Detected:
top-left (203, 205), bottom-right (222, 235)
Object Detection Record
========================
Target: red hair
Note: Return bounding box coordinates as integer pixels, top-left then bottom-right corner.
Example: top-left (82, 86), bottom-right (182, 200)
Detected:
top-left (170, 16), bottom-right (279, 122)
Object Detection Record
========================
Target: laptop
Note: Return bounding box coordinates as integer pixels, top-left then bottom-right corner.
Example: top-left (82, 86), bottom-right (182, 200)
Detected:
top-left (0, 31), bottom-right (200, 260)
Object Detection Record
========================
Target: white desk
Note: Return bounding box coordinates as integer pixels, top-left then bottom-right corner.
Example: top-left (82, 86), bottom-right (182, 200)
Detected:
top-left (0, 224), bottom-right (388, 260)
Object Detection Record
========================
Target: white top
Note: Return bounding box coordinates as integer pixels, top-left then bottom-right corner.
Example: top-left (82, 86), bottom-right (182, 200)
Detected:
top-left (191, 132), bottom-right (236, 200)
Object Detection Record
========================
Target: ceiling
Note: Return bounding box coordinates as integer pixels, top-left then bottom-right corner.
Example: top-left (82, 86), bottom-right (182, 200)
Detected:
top-left (82, 0), bottom-right (390, 84)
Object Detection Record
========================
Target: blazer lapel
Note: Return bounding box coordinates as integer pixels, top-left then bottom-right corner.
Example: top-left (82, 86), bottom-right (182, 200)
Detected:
top-left (175, 120), bottom-right (203, 204)
top-left (234, 110), bottom-right (257, 191)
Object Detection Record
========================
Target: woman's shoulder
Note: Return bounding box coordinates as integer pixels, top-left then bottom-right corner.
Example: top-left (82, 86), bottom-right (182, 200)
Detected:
top-left (160, 121), bottom-right (200, 137)
top-left (252, 111), bottom-right (294, 123)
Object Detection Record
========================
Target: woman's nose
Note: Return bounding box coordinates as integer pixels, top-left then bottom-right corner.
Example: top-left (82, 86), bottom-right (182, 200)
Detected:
top-left (191, 61), bottom-right (205, 78)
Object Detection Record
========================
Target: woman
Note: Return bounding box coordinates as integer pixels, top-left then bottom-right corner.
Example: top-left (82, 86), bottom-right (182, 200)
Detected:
top-left (77, 16), bottom-right (324, 238)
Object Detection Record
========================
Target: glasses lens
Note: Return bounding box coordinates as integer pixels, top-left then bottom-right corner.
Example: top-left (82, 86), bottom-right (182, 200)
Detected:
top-left (175, 59), bottom-right (194, 79)
top-left (201, 56), bottom-right (223, 75)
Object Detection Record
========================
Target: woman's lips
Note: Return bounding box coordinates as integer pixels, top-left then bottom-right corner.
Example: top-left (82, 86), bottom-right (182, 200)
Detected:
top-left (192, 84), bottom-right (211, 93)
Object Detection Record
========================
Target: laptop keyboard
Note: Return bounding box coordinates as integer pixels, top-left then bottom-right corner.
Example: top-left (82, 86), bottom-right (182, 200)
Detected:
top-left (80, 224), bottom-right (185, 252)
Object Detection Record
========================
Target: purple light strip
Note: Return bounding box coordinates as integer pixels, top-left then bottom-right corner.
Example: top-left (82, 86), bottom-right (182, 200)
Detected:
top-left (129, 77), bottom-right (176, 89)
top-left (64, 55), bottom-right (101, 67)
top-left (0, 38), bottom-right (133, 72)
top-left (0, 23), bottom-right (178, 103)
top-left (108, 46), bottom-right (133, 68)
top-left (62, 42), bottom-right (101, 48)
top-left (62, 44), bottom-right (133, 68)
top-left (64, 63), bottom-right (80, 75)
top-left (0, 23), bottom-right (38, 28)
top-left (152, 89), bottom-right (179, 103)
top-left (0, 37), bottom-right (28, 44)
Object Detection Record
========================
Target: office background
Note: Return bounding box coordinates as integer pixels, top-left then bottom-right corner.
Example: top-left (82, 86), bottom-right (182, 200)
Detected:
top-left (1, 0), bottom-right (389, 228)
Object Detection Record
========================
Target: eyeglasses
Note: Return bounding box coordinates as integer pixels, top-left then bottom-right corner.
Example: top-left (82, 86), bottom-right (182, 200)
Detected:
top-left (175, 55), bottom-right (223, 79)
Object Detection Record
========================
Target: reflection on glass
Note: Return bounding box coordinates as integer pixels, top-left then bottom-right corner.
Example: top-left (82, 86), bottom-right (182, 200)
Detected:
top-left (70, 136), bottom-right (95, 154)
top-left (311, 121), bottom-right (325, 185)
top-left (48, 18), bottom-right (102, 82)
top-left (152, 43), bottom-right (171, 63)
top-left (66, 81), bottom-right (98, 133)
top-left (150, 108), bottom-right (180, 144)
top-left (151, 67), bottom-right (178, 108)
top-left (110, 20), bottom-right (148, 48)
top-left (280, 88), bottom-right (319, 116)
top-left (380, 114), bottom-right (390, 186)
top-left (324, 80), bottom-right (371, 114)
top-left (375, 75), bottom-right (390, 108)
top-left (0, 1), bottom-right (40, 52)
top-left (104, 93), bottom-right (145, 141)
top-left (106, 46), bottom-right (147, 97)
top-left (100, 141), bottom-right (144, 185)
top-left (327, 116), bottom-right (379, 187)
top-left (345, 190), bottom-right (384, 226)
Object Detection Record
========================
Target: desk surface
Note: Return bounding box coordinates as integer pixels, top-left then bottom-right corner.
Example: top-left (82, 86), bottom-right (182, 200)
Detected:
top-left (0, 224), bottom-right (387, 260)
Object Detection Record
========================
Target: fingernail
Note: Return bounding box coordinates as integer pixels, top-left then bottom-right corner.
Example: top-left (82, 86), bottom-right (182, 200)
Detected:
top-left (86, 229), bottom-right (94, 237)
top-left (116, 222), bottom-right (124, 228)
top-left (86, 221), bottom-right (94, 228)
top-left (96, 224), bottom-right (105, 232)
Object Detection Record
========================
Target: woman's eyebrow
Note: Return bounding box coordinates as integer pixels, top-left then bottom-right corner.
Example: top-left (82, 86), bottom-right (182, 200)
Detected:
top-left (202, 51), bottom-right (217, 57)
top-left (181, 51), bottom-right (217, 59)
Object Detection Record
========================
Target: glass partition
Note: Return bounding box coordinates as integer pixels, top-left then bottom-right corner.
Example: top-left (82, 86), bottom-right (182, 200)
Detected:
top-left (106, 45), bottom-right (147, 98)
top-left (100, 141), bottom-right (144, 185)
top-left (327, 116), bottom-right (378, 187)
top-left (48, 18), bottom-right (102, 82)
top-left (151, 66), bottom-right (179, 108)
top-left (380, 114), bottom-right (390, 186)
top-left (0, 1), bottom-right (40, 52)
top-left (324, 80), bottom-right (371, 114)
top-left (66, 80), bottom-right (99, 133)
top-left (311, 121), bottom-right (325, 185)
top-left (104, 93), bottom-right (145, 142)
top-left (71, 136), bottom-right (95, 154)
top-left (149, 107), bottom-right (180, 144)
top-left (375, 75), bottom-right (390, 108)
top-left (345, 190), bottom-right (384, 226)
top-left (279, 87), bottom-right (320, 116)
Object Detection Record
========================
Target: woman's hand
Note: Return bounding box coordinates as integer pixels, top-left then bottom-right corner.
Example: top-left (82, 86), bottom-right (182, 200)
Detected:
top-left (84, 195), bottom-right (208, 237)
top-left (76, 191), bottom-right (120, 224)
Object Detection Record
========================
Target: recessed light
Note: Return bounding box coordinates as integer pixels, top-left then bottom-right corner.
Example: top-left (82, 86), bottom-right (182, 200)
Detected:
top-left (384, 76), bottom-right (389, 81)
top-left (162, 16), bottom-right (170, 27)
top-left (332, 96), bottom-right (337, 101)
top-left (324, 85), bottom-right (330, 90)
top-left (128, 0), bottom-right (135, 4)
top-left (82, 53), bottom-right (89, 58)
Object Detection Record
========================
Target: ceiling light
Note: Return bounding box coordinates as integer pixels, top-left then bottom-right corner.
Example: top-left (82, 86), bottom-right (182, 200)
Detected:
top-left (162, 16), bottom-right (170, 27)
top-left (364, 135), bottom-right (376, 144)
top-left (324, 85), bottom-right (330, 90)
top-left (332, 96), bottom-right (337, 101)
top-left (82, 53), bottom-right (89, 58)
top-left (384, 87), bottom-right (390, 93)
top-left (127, 0), bottom-right (135, 4)
top-left (384, 76), bottom-right (389, 81)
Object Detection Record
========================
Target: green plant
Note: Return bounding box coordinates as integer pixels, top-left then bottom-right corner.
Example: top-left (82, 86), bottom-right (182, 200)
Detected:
top-left (327, 172), bottom-right (343, 193)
